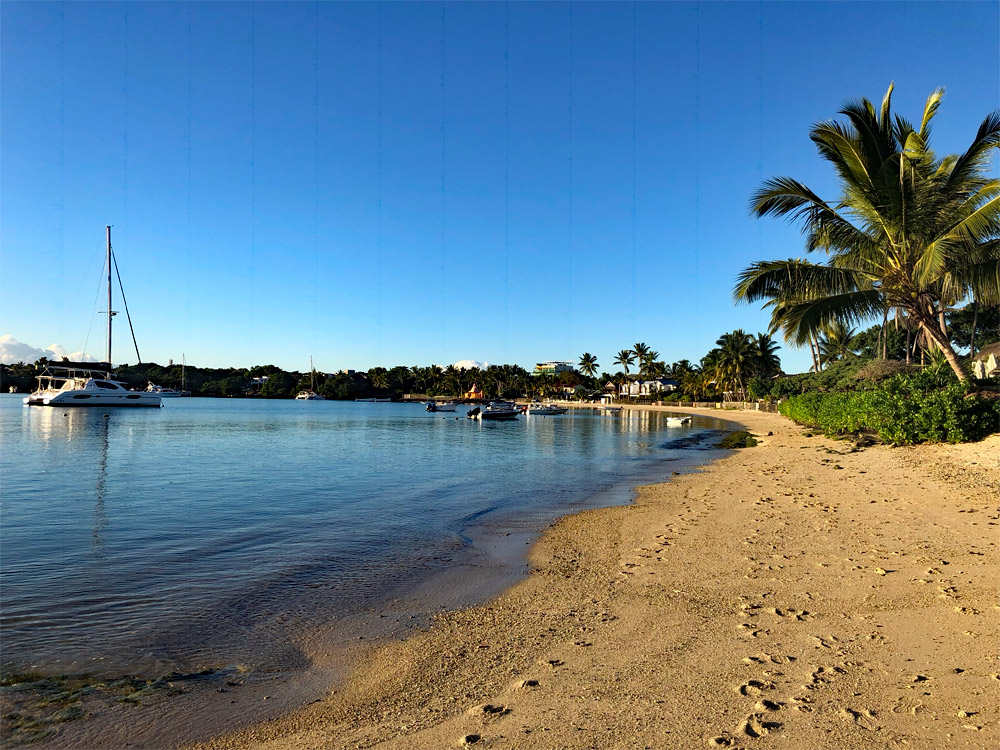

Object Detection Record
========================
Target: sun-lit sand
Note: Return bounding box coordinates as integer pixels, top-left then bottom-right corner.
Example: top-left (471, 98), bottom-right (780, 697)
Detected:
top-left (185, 406), bottom-right (999, 750)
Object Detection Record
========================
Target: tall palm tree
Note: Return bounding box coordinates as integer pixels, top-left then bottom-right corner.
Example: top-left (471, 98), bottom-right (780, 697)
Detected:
top-left (752, 333), bottom-right (782, 378)
top-left (817, 321), bottom-right (858, 365)
top-left (714, 330), bottom-right (756, 399)
top-left (735, 85), bottom-right (1000, 381)
top-left (637, 350), bottom-right (660, 379)
top-left (578, 352), bottom-right (599, 379)
top-left (614, 350), bottom-right (636, 376)
top-left (632, 343), bottom-right (651, 368)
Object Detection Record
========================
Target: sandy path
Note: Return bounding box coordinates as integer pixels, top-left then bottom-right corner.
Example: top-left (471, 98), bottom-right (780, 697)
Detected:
top-left (192, 408), bottom-right (999, 750)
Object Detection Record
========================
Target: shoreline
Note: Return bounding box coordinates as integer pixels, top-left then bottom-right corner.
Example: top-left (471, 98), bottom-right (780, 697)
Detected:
top-left (185, 405), bottom-right (998, 750)
top-left (7, 406), bottom-right (733, 749)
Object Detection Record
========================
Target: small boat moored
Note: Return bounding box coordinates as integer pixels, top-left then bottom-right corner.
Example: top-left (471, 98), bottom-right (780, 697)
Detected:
top-left (469, 401), bottom-right (520, 420)
top-left (665, 416), bottom-right (692, 426)
top-left (525, 402), bottom-right (568, 416)
top-left (426, 401), bottom-right (458, 412)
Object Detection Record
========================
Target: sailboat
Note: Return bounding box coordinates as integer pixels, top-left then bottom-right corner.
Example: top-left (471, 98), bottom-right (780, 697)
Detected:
top-left (24, 227), bottom-right (162, 408)
top-left (146, 354), bottom-right (191, 397)
top-left (295, 357), bottom-right (325, 400)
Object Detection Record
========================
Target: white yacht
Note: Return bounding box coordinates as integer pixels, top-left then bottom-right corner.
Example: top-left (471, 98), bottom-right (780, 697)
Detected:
top-left (24, 226), bottom-right (162, 409)
top-left (26, 362), bottom-right (161, 407)
top-left (146, 383), bottom-right (187, 397)
top-left (295, 390), bottom-right (325, 400)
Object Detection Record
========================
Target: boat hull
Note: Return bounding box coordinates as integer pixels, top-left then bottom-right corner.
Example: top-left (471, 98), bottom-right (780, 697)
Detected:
top-left (25, 391), bottom-right (162, 407)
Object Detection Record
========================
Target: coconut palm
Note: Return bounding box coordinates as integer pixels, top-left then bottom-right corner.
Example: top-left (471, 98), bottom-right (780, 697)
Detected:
top-left (752, 333), bottom-right (782, 378)
top-left (637, 350), bottom-right (660, 379)
top-left (713, 330), bottom-right (756, 399)
top-left (632, 342), bottom-right (651, 367)
top-left (614, 350), bottom-right (636, 376)
top-left (735, 85), bottom-right (1000, 381)
top-left (578, 352), bottom-right (599, 379)
top-left (817, 321), bottom-right (858, 365)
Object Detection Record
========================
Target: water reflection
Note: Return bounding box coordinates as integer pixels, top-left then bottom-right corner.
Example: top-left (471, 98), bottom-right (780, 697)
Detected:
top-left (92, 415), bottom-right (109, 558)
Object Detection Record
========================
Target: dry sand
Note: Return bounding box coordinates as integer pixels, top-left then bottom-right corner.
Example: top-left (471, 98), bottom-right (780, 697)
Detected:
top-left (192, 407), bottom-right (999, 750)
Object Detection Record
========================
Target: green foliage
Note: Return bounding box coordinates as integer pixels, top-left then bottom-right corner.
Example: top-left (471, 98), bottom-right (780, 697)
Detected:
top-left (854, 359), bottom-right (914, 383)
top-left (778, 374), bottom-right (999, 445)
top-left (949, 303), bottom-right (1000, 353)
top-left (747, 377), bottom-right (770, 401)
top-left (259, 371), bottom-right (296, 398)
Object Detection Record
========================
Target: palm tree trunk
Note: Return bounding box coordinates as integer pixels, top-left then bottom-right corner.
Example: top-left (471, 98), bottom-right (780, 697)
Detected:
top-left (917, 316), bottom-right (967, 381)
top-left (905, 325), bottom-right (911, 365)
top-left (881, 308), bottom-right (889, 359)
top-left (970, 301), bottom-right (979, 356)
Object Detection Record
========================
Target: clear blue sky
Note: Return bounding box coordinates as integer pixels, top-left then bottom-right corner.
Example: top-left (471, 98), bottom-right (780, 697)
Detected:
top-left (2, 1), bottom-right (997, 374)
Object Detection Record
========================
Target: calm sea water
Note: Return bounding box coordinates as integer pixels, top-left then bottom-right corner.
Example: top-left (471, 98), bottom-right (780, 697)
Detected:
top-left (0, 395), bottom-right (726, 679)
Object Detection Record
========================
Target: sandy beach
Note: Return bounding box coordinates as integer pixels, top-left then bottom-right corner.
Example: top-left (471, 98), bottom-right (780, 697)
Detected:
top-left (183, 406), bottom-right (998, 750)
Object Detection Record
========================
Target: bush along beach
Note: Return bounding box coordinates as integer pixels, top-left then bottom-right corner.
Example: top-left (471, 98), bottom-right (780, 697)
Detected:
top-left (778, 372), bottom-right (1000, 445)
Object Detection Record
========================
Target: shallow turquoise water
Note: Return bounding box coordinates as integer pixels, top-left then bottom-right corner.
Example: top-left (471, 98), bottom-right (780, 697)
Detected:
top-left (0, 395), bottom-right (725, 678)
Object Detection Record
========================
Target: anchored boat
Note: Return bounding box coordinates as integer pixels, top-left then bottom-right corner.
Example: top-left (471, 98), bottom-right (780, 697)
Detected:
top-left (24, 227), bottom-right (161, 408)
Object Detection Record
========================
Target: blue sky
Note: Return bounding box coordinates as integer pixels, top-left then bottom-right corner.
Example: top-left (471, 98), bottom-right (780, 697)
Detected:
top-left (2, 1), bottom-right (997, 374)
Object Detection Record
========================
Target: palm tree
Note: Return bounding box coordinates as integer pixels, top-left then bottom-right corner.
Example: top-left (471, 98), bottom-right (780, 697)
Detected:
top-left (637, 350), bottom-right (660, 379)
top-left (736, 85), bottom-right (1000, 381)
top-left (614, 350), bottom-right (636, 377)
top-left (713, 330), bottom-right (756, 400)
top-left (632, 343), bottom-right (651, 369)
top-left (578, 352), bottom-right (599, 379)
top-left (752, 333), bottom-right (782, 378)
top-left (817, 321), bottom-right (858, 366)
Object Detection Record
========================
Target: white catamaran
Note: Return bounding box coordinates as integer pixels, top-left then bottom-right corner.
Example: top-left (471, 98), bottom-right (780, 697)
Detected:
top-left (295, 356), bottom-right (326, 400)
top-left (24, 227), bottom-right (162, 408)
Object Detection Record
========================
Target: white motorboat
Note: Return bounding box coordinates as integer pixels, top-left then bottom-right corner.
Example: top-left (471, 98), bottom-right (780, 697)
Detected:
top-left (599, 405), bottom-right (623, 414)
top-left (146, 383), bottom-right (188, 397)
top-left (24, 227), bottom-right (161, 409)
top-left (426, 401), bottom-right (458, 412)
top-left (295, 390), bottom-right (325, 400)
top-left (665, 416), bottom-right (691, 426)
top-left (526, 402), bottom-right (568, 416)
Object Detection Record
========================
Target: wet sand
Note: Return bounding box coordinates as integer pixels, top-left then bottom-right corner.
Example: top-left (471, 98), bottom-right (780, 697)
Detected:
top-left (187, 406), bottom-right (999, 750)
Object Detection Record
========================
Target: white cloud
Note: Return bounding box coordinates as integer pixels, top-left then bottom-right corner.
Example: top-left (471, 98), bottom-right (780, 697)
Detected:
top-left (453, 359), bottom-right (488, 370)
top-left (0, 335), bottom-right (98, 365)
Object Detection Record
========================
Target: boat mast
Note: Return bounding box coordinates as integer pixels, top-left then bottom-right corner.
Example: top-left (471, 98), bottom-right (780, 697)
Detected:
top-left (106, 225), bottom-right (114, 366)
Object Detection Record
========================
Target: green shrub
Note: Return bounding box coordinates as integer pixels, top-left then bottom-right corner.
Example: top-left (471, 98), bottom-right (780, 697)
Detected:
top-left (778, 374), bottom-right (999, 445)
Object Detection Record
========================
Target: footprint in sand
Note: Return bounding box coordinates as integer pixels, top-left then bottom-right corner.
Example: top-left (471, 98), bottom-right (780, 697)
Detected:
top-left (745, 652), bottom-right (795, 665)
top-left (737, 679), bottom-right (775, 697)
top-left (741, 713), bottom-right (782, 738)
top-left (466, 703), bottom-right (510, 717)
top-left (840, 707), bottom-right (878, 731)
top-left (770, 607), bottom-right (815, 621)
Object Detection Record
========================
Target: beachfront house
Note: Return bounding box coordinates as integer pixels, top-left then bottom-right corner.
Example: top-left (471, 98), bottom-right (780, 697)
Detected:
top-left (618, 378), bottom-right (679, 398)
top-left (533, 361), bottom-right (575, 376)
top-left (972, 342), bottom-right (1000, 379)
